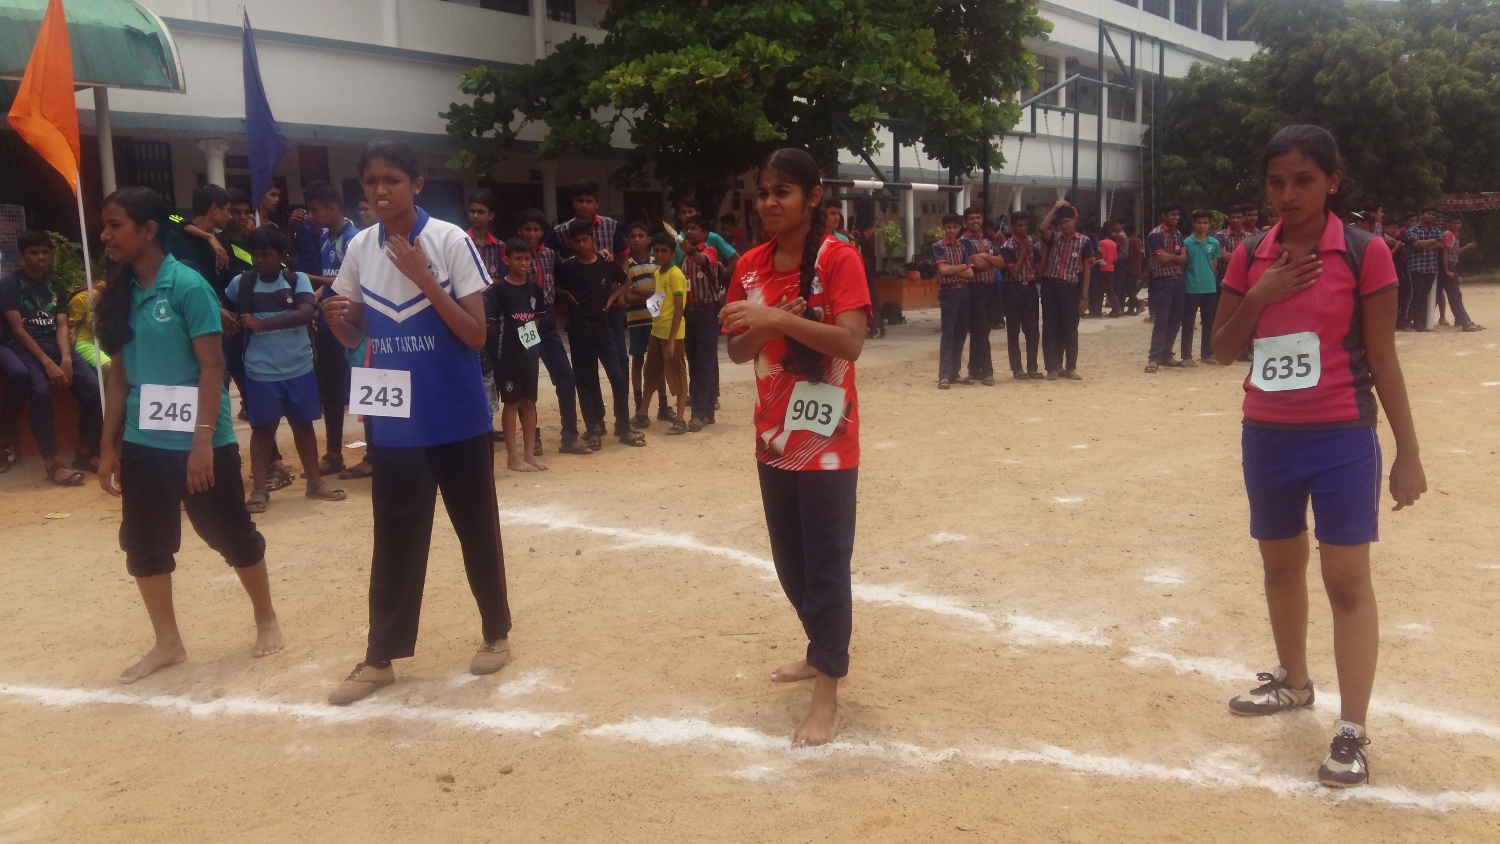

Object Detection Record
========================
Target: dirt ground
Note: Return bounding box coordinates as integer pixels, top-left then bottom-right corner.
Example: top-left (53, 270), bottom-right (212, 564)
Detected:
top-left (2, 286), bottom-right (1499, 843)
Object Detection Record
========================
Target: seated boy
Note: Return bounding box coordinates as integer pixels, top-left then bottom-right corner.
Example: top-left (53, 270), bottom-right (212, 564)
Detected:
top-left (642, 234), bottom-right (689, 433)
top-left (486, 239), bottom-right (548, 472)
top-left (225, 226), bottom-right (346, 511)
top-left (0, 230), bottom-right (103, 483)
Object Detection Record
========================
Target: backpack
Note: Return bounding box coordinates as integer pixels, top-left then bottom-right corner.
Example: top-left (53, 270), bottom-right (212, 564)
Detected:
top-left (880, 300), bottom-right (906, 326)
top-left (234, 268), bottom-right (300, 350)
top-left (1238, 225), bottom-right (1375, 283)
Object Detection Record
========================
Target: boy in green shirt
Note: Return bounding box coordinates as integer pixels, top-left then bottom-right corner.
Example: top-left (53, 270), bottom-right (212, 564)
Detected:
top-left (1180, 209), bottom-right (1222, 365)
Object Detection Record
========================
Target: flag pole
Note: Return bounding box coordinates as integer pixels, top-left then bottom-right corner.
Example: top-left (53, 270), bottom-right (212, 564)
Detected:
top-left (74, 173), bottom-right (104, 406)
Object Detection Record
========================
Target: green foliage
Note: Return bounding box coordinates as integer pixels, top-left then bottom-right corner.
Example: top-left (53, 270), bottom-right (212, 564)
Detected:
top-left (46, 231), bottom-right (87, 297)
top-left (443, 0), bottom-right (1048, 193)
top-left (874, 219), bottom-right (905, 258)
top-left (1163, 0), bottom-right (1500, 250)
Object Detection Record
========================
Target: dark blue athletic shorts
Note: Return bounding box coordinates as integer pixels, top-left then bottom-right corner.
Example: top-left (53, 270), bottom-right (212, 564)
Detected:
top-left (245, 369), bottom-right (322, 428)
top-left (1242, 424), bottom-right (1381, 546)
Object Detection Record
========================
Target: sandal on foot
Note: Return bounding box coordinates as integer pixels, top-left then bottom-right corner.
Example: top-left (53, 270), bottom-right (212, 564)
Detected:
top-left (938, 379), bottom-right (951, 390)
top-left (72, 452), bottom-right (100, 474)
top-left (981, 376), bottom-right (995, 386)
top-left (585, 433), bottom-right (602, 451)
top-left (559, 440), bottom-right (592, 455)
top-left (338, 463), bottom-right (374, 480)
top-left (687, 418), bottom-right (706, 433)
top-left (630, 414), bottom-right (651, 429)
top-left (266, 464), bottom-right (293, 491)
top-left (305, 481), bottom-right (348, 501)
top-left (47, 462), bottom-right (85, 487)
top-left (318, 454), bottom-right (346, 474)
top-left (665, 419), bottom-right (689, 435)
top-left (328, 662), bottom-right (395, 705)
top-left (533, 438), bottom-right (544, 457)
top-left (470, 640), bottom-right (511, 675)
top-left (1144, 362), bottom-right (1160, 374)
top-left (618, 430), bottom-right (647, 447)
top-left (245, 488), bottom-right (270, 513)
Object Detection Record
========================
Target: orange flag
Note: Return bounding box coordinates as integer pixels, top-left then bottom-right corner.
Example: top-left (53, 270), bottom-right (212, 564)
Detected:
top-left (7, 0), bottom-right (81, 192)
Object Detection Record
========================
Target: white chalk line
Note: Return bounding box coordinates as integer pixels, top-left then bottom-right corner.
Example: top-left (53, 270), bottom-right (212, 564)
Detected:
top-left (1126, 649), bottom-right (1500, 742)
top-left (498, 506), bottom-right (1110, 648)
top-left (0, 683), bottom-right (575, 734)
top-left (584, 716), bottom-right (1500, 813)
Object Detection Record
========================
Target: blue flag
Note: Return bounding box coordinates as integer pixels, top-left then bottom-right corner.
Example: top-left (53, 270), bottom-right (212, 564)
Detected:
top-left (242, 11), bottom-right (288, 210)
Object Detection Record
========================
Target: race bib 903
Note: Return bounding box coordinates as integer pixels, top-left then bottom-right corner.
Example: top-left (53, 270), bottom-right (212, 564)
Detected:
top-left (784, 381), bottom-right (845, 438)
top-left (350, 367), bottom-right (411, 418)
top-left (1251, 332), bottom-right (1320, 392)
top-left (139, 384), bottom-right (197, 432)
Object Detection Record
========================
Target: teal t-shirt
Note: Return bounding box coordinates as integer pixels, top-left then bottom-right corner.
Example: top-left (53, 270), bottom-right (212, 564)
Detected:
top-left (224, 270), bottom-right (316, 381)
top-left (674, 230), bottom-right (737, 267)
top-left (1184, 234), bottom-right (1222, 295)
top-left (122, 255), bottom-right (237, 451)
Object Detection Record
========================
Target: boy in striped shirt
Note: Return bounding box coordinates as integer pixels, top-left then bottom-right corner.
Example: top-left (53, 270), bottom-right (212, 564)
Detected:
top-left (932, 213), bottom-right (974, 389)
top-left (1036, 200), bottom-right (1095, 380)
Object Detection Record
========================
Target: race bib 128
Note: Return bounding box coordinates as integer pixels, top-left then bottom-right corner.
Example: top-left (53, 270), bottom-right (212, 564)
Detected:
top-left (517, 320), bottom-right (541, 349)
top-left (784, 381), bottom-right (845, 438)
top-left (350, 367), bottom-right (411, 418)
top-left (1251, 331), bottom-right (1320, 392)
top-left (139, 384), bottom-right (198, 432)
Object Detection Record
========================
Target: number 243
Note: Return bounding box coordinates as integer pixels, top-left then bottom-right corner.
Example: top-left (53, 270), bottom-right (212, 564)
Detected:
top-left (359, 385), bottom-right (404, 407)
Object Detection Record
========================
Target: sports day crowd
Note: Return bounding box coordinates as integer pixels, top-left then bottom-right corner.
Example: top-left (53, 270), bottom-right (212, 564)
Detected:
top-left (0, 121), bottom-right (1475, 787)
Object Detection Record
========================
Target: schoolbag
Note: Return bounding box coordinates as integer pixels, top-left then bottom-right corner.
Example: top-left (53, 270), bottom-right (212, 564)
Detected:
top-left (1238, 225), bottom-right (1375, 283)
top-left (234, 268), bottom-right (300, 349)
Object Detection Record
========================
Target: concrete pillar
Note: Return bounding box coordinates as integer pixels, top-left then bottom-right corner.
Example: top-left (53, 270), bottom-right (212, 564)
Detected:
top-left (532, 0), bottom-right (548, 60)
top-left (541, 160), bottom-right (559, 223)
top-left (197, 138), bottom-right (230, 188)
top-left (1011, 187), bottom-right (1024, 214)
top-left (94, 88), bottom-right (116, 195)
top-left (903, 188), bottom-right (916, 262)
top-left (380, 0), bottom-right (399, 48)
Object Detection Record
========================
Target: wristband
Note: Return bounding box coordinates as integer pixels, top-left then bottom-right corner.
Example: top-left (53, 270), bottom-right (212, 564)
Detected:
top-left (195, 424), bottom-right (215, 431)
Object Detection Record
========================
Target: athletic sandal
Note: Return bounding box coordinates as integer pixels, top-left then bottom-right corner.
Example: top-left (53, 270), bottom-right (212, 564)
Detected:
top-left (328, 662), bottom-right (395, 705)
top-left (1144, 362), bottom-right (1160, 374)
top-left (1062, 370), bottom-right (1083, 380)
top-left (470, 639), bottom-right (512, 675)
top-left (982, 376), bottom-right (995, 386)
top-left (318, 454), bottom-right (345, 474)
top-left (665, 419), bottom-right (689, 435)
top-left (266, 464), bottom-right (293, 491)
top-left (559, 440), bottom-right (592, 455)
top-left (338, 463), bottom-right (374, 480)
top-left (618, 430), bottom-right (647, 447)
top-left (585, 433), bottom-right (602, 451)
top-left (1162, 357), bottom-right (1185, 368)
top-left (687, 418), bottom-right (707, 433)
top-left (1463, 323), bottom-right (1487, 332)
top-left (1228, 667), bottom-right (1314, 716)
top-left (938, 379), bottom-right (951, 390)
top-left (533, 439), bottom-right (544, 457)
top-left (1030, 371), bottom-right (1045, 380)
top-left (1045, 371), bottom-right (1059, 381)
top-left (1181, 358), bottom-right (1199, 367)
top-left (955, 377), bottom-right (973, 386)
top-left (305, 481), bottom-right (348, 501)
top-left (1318, 721), bottom-right (1370, 788)
top-left (630, 414), bottom-right (651, 429)
top-left (1012, 371), bottom-right (1027, 381)
top-left (47, 462), bottom-right (85, 487)
top-left (245, 488), bottom-right (270, 514)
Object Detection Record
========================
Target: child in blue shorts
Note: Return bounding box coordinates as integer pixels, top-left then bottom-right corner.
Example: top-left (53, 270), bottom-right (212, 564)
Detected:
top-left (226, 226), bottom-right (346, 512)
top-left (1211, 124), bottom-right (1426, 789)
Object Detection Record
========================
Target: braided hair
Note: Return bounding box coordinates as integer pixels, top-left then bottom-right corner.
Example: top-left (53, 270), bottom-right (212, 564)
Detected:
top-left (760, 148), bottom-right (827, 382)
top-left (95, 187), bottom-right (171, 356)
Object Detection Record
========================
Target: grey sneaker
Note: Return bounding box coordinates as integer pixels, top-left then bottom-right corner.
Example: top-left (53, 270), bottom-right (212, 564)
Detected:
top-left (1318, 720), bottom-right (1370, 788)
top-left (1228, 667), bottom-right (1314, 716)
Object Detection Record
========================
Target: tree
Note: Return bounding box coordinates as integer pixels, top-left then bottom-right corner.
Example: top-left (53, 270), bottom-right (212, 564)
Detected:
top-left (442, 0), bottom-right (1049, 198)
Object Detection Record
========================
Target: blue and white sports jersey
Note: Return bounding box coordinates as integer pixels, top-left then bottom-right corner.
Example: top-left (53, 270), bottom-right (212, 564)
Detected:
top-left (333, 207), bottom-right (493, 447)
top-left (316, 219), bottom-right (359, 329)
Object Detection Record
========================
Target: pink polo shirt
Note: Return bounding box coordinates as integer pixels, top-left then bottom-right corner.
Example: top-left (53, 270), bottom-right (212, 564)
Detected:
top-left (1220, 211), bottom-right (1397, 430)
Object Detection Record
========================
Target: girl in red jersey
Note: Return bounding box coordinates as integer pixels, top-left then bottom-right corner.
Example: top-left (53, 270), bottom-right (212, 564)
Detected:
top-left (719, 148), bottom-right (871, 747)
top-left (1211, 125), bottom-right (1426, 788)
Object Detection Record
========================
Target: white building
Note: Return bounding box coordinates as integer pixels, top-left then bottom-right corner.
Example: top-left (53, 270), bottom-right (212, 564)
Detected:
top-left (1, 0), bottom-right (1255, 255)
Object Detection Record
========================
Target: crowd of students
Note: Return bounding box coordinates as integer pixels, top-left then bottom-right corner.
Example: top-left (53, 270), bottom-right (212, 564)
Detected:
top-left (0, 122), bottom-right (1472, 783)
top-left (929, 190), bottom-right (1485, 386)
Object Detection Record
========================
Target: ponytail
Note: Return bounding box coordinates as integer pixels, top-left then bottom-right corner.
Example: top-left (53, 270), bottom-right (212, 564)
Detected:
top-left (760, 148), bottom-right (828, 382)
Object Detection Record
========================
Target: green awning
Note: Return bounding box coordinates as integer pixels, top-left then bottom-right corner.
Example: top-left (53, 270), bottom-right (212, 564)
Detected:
top-left (0, 0), bottom-right (185, 92)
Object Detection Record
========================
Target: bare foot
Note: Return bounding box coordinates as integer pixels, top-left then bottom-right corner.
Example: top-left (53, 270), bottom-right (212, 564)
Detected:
top-left (119, 642), bottom-right (187, 684)
top-left (771, 660), bottom-right (817, 683)
top-left (524, 455), bottom-right (549, 471)
top-left (793, 673), bottom-right (841, 747)
top-left (507, 455), bottom-right (540, 473)
top-left (252, 616), bottom-right (284, 658)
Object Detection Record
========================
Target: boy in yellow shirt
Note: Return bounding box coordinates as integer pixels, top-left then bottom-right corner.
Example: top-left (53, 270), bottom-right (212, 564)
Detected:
top-left (642, 233), bottom-right (689, 434)
top-left (68, 280), bottom-right (109, 369)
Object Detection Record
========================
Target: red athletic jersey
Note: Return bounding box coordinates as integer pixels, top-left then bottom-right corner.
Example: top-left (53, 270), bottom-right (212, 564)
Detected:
top-left (724, 235), bottom-right (872, 470)
top-left (1221, 211), bottom-right (1397, 429)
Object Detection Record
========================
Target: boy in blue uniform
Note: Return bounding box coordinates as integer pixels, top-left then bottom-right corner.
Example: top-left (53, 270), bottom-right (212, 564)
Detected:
top-left (225, 226), bottom-right (346, 512)
top-left (306, 181), bottom-right (362, 475)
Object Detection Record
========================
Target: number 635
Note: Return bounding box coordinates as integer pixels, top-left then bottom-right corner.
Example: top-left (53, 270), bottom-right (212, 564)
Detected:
top-left (1262, 354), bottom-right (1312, 380)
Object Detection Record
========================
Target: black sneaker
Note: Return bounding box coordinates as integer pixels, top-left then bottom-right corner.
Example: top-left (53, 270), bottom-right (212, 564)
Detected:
top-left (1318, 721), bottom-right (1370, 788)
top-left (1228, 667), bottom-right (1314, 716)
top-left (657, 406), bottom-right (677, 422)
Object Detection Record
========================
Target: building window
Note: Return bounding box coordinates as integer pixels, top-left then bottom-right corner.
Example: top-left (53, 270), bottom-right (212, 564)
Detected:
top-left (1175, 0), bottom-right (1198, 29)
top-left (441, 0), bottom-right (528, 13)
top-left (1066, 58), bottom-right (1099, 117)
top-left (1034, 55), bottom-right (1059, 106)
top-left (114, 139), bottom-right (174, 203)
top-left (1107, 72), bottom-right (1137, 122)
top-left (1228, 0), bottom-right (1257, 40)
top-left (1114, 0), bottom-right (1138, 6)
top-left (1201, 0), bottom-right (1225, 38)
top-left (1143, 0), bottom-right (1169, 18)
top-left (546, 0), bottom-right (575, 23)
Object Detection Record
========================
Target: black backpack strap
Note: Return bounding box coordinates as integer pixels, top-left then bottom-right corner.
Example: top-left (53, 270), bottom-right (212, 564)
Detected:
top-left (1341, 225), bottom-right (1374, 284)
top-left (1238, 231), bottom-right (1270, 272)
top-left (235, 270), bottom-right (257, 316)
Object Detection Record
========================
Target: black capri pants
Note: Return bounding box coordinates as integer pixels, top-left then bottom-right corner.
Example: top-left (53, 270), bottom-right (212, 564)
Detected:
top-left (119, 441), bottom-right (266, 577)
top-left (756, 463), bottom-right (857, 679)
